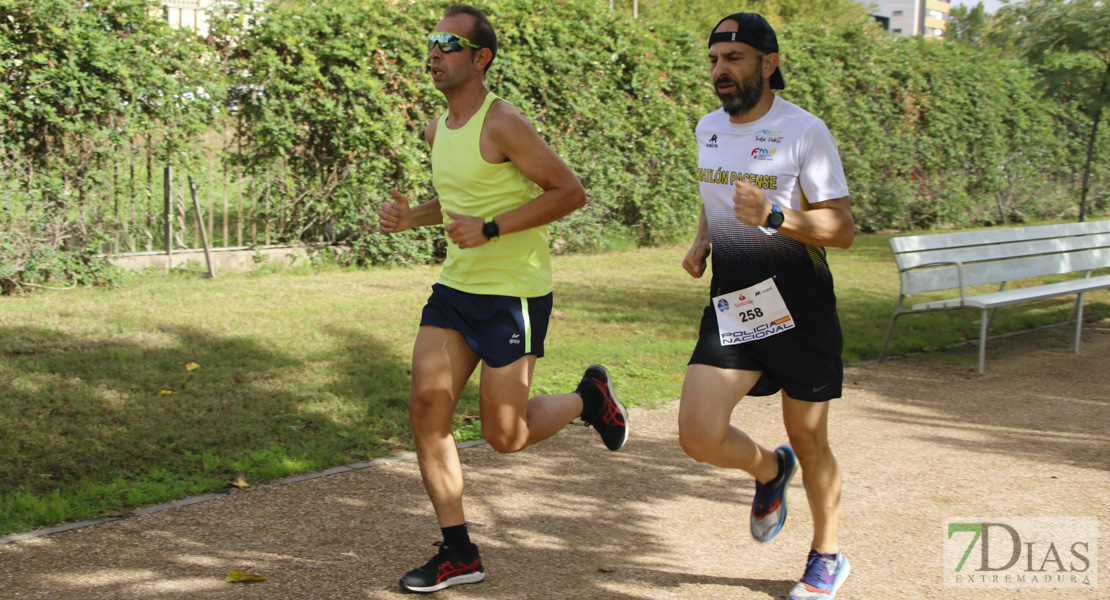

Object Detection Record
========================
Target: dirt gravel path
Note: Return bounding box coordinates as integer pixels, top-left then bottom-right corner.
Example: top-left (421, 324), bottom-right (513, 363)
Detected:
top-left (2, 323), bottom-right (1108, 599)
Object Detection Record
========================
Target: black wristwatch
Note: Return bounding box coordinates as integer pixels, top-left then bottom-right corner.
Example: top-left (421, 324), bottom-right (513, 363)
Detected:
top-left (766, 204), bottom-right (784, 229)
top-left (482, 218), bottom-right (500, 241)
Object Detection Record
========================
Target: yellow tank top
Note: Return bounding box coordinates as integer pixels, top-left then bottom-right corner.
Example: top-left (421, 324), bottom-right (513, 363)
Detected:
top-left (432, 93), bottom-right (551, 297)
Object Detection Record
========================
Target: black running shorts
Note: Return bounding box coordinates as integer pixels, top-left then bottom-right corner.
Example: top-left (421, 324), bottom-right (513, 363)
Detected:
top-left (420, 283), bottom-right (553, 368)
top-left (687, 305), bottom-right (843, 402)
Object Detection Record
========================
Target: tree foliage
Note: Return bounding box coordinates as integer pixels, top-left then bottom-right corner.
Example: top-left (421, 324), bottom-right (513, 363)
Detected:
top-left (0, 0), bottom-right (219, 292)
top-left (210, 0), bottom-right (438, 263)
top-left (1, 0), bottom-right (219, 188)
top-left (946, 1), bottom-right (991, 48)
top-left (608, 0), bottom-right (871, 37)
top-left (213, 0), bottom-right (708, 264)
top-left (778, 17), bottom-right (1082, 230)
top-left (0, 0), bottom-right (1106, 291)
top-left (991, 0), bottom-right (1110, 220)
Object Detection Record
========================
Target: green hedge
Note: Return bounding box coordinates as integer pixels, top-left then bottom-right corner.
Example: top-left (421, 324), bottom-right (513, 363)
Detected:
top-left (214, 0), bottom-right (709, 266)
top-left (217, 1), bottom-right (1103, 265)
top-left (2, 0), bottom-right (1107, 284)
top-left (778, 18), bottom-right (1091, 231)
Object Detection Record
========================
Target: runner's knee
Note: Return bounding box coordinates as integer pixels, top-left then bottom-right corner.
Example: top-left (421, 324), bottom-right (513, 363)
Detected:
top-left (785, 430), bottom-right (830, 466)
top-left (408, 388), bottom-right (455, 426)
top-left (679, 424), bottom-right (724, 463)
top-left (482, 422), bottom-right (528, 454)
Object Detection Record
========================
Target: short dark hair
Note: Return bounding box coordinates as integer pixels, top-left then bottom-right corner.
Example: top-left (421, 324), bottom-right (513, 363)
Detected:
top-left (444, 4), bottom-right (497, 72)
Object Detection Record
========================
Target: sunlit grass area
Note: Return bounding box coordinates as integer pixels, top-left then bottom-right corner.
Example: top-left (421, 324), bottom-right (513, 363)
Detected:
top-left (2, 233), bottom-right (1107, 534)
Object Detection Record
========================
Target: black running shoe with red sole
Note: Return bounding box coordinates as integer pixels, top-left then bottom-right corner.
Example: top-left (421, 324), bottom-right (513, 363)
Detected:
top-left (399, 542), bottom-right (485, 594)
top-left (580, 364), bottom-right (629, 451)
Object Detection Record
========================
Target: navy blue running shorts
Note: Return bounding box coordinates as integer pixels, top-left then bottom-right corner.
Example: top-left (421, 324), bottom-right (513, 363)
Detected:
top-left (687, 305), bottom-right (843, 402)
top-left (420, 283), bottom-right (553, 368)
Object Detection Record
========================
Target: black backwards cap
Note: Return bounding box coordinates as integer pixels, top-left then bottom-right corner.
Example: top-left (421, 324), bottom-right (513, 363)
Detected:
top-left (708, 13), bottom-right (785, 90)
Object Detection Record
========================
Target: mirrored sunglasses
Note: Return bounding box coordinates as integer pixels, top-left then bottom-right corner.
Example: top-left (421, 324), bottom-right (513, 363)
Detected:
top-left (427, 32), bottom-right (481, 53)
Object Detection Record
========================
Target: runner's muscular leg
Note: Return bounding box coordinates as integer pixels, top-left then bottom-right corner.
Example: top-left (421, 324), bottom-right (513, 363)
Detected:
top-left (410, 325), bottom-right (480, 528)
top-left (782, 393), bottom-right (840, 554)
top-left (679, 364), bottom-right (779, 482)
top-left (478, 355), bottom-right (584, 454)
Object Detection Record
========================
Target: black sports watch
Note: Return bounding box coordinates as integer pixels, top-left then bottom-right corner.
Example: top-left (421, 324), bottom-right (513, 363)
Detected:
top-left (482, 218), bottom-right (500, 241)
top-left (766, 203), bottom-right (784, 229)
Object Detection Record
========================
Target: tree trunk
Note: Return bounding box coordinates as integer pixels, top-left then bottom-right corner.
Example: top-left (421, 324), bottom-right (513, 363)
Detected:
top-left (1078, 61), bottom-right (1109, 223)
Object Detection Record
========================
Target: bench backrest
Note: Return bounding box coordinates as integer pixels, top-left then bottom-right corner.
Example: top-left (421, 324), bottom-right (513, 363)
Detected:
top-left (890, 221), bottom-right (1110, 295)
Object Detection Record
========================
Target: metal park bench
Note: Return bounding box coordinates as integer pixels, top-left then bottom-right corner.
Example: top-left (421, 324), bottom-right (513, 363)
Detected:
top-left (879, 220), bottom-right (1110, 373)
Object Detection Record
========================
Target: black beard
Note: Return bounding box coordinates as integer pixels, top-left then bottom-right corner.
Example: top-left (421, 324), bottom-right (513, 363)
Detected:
top-left (716, 64), bottom-right (764, 117)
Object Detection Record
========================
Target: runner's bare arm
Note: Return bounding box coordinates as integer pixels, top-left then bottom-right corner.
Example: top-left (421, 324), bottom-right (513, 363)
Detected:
top-left (779, 196), bottom-right (854, 249)
top-left (683, 205), bottom-right (711, 278)
top-left (379, 119), bottom-right (445, 233)
top-left (443, 101), bottom-right (586, 248)
top-left (731, 180), bottom-right (854, 249)
top-left (378, 189), bottom-right (443, 233)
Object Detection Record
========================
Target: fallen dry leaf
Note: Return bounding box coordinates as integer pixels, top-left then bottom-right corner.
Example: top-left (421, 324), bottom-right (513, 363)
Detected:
top-left (159, 390), bottom-right (174, 395)
top-left (226, 569), bottom-right (266, 583)
top-left (230, 472), bottom-right (249, 488)
top-left (185, 362), bottom-right (200, 372)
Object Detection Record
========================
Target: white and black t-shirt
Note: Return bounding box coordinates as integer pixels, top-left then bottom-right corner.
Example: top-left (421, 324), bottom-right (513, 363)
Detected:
top-left (696, 96), bottom-right (850, 320)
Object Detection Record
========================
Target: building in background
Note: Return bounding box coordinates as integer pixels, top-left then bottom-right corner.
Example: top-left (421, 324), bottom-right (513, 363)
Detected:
top-left (160, 0), bottom-right (262, 37)
top-left (161, 0), bottom-right (213, 36)
top-left (864, 0), bottom-right (950, 38)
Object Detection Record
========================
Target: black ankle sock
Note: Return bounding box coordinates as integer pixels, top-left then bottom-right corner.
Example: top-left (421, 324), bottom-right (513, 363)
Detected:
top-left (576, 386), bottom-right (602, 421)
top-left (766, 450), bottom-right (786, 486)
top-left (441, 524), bottom-right (471, 551)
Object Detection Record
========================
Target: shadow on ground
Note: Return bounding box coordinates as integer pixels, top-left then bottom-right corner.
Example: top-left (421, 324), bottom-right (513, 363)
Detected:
top-left (850, 324), bottom-right (1110, 472)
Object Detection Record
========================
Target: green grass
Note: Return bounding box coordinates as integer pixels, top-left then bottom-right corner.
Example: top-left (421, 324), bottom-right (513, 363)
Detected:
top-left (1, 233), bottom-right (1108, 535)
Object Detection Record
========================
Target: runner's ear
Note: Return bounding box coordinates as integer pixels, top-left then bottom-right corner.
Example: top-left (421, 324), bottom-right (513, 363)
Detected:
top-left (474, 47), bottom-right (493, 72)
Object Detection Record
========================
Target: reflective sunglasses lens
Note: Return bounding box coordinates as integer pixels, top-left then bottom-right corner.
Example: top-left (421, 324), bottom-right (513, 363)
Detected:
top-left (428, 33), bottom-right (463, 52)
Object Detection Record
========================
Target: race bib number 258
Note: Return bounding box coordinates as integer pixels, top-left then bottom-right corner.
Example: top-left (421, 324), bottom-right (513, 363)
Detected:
top-left (713, 277), bottom-right (794, 345)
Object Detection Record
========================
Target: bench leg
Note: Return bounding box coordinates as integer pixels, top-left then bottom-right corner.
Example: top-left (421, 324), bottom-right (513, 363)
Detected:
top-left (1068, 293), bottom-right (1081, 324)
top-left (1074, 293), bottom-right (1085, 353)
top-left (880, 314), bottom-right (900, 361)
top-left (880, 300), bottom-right (906, 361)
top-left (979, 308), bottom-right (990, 374)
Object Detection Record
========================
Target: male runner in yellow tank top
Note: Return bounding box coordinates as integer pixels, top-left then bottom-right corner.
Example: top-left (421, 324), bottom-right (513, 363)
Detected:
top-left (377, 4), bottom-right (629, 594)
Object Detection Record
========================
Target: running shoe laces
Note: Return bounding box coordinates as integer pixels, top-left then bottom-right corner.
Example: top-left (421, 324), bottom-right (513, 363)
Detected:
top-left (788, 549), bottom-right (851, 600)
top-left (801, 550), bottom-right (836, 588)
